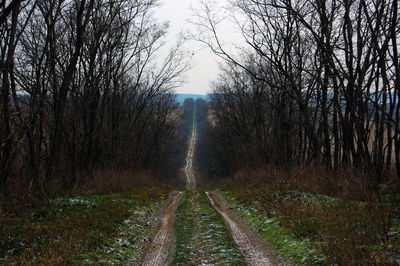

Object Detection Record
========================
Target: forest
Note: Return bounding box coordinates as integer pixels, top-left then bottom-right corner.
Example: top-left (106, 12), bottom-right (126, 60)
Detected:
top-left (196, 0), bottom-right (400, 183)
top-left (195, 0), bottom-right (400, 263)
top-left (0, 0), bottom-right (189, 199)
top-left (1, 0), bottom-right (400, 265)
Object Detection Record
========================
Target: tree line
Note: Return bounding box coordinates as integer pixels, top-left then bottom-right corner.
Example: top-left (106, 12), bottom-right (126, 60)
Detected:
top-left (0, 0), bottom-right (189, 197)
top-left (196, 0), bottom-right (400, 183)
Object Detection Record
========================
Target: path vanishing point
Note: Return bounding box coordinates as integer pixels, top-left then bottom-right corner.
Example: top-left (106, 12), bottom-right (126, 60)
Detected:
top-left (140, 103), bottom-right (284, 265)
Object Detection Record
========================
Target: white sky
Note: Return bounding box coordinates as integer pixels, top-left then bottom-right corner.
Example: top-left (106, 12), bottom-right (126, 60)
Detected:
top-left (155, 0), bottom-right (244, 95)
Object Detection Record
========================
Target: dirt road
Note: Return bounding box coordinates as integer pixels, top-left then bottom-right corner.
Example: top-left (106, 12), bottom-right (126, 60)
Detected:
top-left (140, 192), bottom-right (184, 265)
top-left (141, 106), bottom-right (198, 265)
top-left (141, 104), bottom-right (285, 265)
top-left (206, 191), bottom-right (284, 266)
top-left (185, 105), bottom-right (196, 190)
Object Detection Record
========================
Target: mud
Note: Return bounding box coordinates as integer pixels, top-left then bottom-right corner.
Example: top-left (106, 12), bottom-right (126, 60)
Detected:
top-left (140, 192), bottom-right (184, 266)
top-left (206, 191), bottom-right (286, 266)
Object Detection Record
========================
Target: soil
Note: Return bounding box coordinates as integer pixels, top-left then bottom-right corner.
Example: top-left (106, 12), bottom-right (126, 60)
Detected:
top-left (139, 191), bottom-right (184, 265)
top-left (206, 191), bottom-right (287, 266)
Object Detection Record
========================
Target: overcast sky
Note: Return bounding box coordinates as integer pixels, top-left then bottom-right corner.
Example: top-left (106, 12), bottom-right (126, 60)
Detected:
top-left (155, 0), bottom-right (243, 95)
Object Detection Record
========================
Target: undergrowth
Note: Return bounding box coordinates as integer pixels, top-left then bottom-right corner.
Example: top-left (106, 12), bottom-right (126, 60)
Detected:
top-left (221, 167), bottom-right (400, 265)
top-left (0, 186), bottom-right (172, 264)
top-left (218, 190), bottom-right (326, 265)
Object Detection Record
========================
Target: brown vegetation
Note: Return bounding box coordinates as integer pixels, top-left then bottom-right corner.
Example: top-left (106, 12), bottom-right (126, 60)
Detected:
top-left (222, 167), bottom-right (400, 264)
top-left (195, 0), bottom-right (400, 185)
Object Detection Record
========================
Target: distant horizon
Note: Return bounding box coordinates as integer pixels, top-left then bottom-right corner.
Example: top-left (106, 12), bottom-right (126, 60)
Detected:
top-left (175, 93), bottom-right (209, 104)
top-left (175, 92), bottom-right (209, 95)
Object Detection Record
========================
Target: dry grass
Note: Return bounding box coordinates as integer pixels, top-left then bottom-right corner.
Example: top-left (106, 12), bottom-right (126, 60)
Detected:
top-left (74, 169), bottom-right (166, 195)
top-left (222, 167), bottom-right (400, 265)
top-left (0, 168), bottom-right (169, 210)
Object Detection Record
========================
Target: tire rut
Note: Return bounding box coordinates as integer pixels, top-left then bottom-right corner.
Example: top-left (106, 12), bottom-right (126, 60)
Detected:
top-left (206, 191), bottom-right (285, 266)
top-left (140, 191), bottom-right (184, 266)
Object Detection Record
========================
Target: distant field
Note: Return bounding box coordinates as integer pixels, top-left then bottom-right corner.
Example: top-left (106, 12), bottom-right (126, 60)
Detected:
top-left (175, 94), bottom-right (209, 105)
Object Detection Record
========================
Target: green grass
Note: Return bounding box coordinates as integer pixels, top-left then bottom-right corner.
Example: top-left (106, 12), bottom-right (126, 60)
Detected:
top-left (78, 195), bottom-right (166, 264)
top-left (171, 190), bottom-right (245, 265)
top-left (218, 190), bottom-right (326, 265)
top-left (220, 185), bottom-right (400, 265)
top-left (0, 186), bottom-right (172, 264)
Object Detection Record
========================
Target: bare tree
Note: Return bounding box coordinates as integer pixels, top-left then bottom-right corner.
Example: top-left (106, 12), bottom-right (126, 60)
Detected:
top-left (1, 0), bottom-right (190, 196)
top-left (195, 0), bottom-right (400, 182)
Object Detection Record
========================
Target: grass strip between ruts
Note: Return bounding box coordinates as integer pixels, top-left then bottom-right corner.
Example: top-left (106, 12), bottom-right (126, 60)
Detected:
top-left (171, 190), bottom-right (245, 265)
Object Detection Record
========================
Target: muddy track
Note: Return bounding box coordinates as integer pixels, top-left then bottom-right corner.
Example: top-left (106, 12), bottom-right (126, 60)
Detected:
top-left (140, 192), bottom-right (184, 266)
top-left (206, 191), bottom-right (285, 266)
top-left (185, 105), bottom-right (196, 190)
